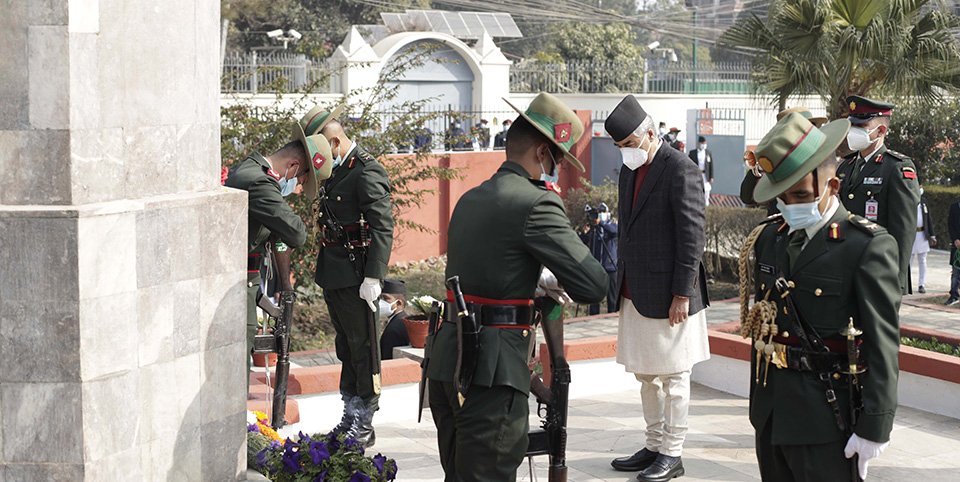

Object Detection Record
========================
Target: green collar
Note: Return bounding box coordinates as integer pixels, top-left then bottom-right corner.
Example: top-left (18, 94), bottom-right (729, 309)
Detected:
top-left (499, 160), bottom-right (532, 178)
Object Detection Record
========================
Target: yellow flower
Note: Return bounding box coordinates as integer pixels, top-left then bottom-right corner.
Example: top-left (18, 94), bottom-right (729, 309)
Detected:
top-left (253, 411), bottom-right (268, 423)
top-left (258, 423), bottom-right (283, 442)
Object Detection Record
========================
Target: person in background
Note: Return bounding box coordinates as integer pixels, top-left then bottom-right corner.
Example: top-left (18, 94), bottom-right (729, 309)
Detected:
top-left (580, 202), bottom-right (620, 315)
top-left (658, 121), bottom-right (668, 137)
top-left (663, 127), bottom-right (682, 150)
top-left (413, 127), bottom-right (433, 152)
top-left (494, 119), bottom-right (511, 149)
top-left (473, 119), bottom-right (491, 150)
top-left (446, 121), bottom-right (471, 151)
top-left (689, 136), bottom-right (714, 206)
top-left (378, 279), bottom-right (410, 360)
top-left (912, 186), bottom-right (937, 293)
top-left (947, 198), bottom-right (960, 306)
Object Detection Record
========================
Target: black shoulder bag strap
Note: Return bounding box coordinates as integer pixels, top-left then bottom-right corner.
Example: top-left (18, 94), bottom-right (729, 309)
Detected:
top-left (774, 276), bottom-right (846, 432)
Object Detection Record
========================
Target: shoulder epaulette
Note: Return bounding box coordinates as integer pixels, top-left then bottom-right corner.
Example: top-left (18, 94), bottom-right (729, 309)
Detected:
top-left (884, 149), bottom-right (911, 162)
top-left (847, 214), bottom-right (886, 236)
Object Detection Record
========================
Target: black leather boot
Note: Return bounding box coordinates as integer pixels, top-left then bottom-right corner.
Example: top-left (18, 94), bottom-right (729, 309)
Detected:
top-left (327, 397), bottom-right (356, 437)
top-left (345, 400), bottom-right (376, 448)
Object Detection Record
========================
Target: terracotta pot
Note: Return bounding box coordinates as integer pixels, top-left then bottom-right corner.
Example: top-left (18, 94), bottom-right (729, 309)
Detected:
top-left (252, 352), bottom-right (277, 367)
top-left (403, 315), bottom-right (430, 349)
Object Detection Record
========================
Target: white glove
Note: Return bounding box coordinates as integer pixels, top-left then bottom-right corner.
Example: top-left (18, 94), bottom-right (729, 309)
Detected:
top-left (359, 278), bottom-right (381, 312)
top-left (536, 268), bottom-right (573, 305)
top-left (844, 433), bottom-right (889, 480)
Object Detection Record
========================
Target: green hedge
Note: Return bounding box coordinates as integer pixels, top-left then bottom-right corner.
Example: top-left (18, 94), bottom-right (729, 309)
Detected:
top-left (923, 185), bottom-right (960, 245)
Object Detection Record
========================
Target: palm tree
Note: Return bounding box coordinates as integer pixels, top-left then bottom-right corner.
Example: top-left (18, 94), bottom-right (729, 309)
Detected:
top-left (720, 0), bottom-right (960, 119)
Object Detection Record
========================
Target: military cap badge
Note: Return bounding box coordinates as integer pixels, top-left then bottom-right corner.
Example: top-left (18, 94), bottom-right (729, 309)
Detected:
top-left (313, 152), bottom-right (326, 170)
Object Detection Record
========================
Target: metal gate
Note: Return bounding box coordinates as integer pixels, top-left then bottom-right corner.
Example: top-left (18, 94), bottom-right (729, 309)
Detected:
top-left (691, 108), bottom-right (746, 198)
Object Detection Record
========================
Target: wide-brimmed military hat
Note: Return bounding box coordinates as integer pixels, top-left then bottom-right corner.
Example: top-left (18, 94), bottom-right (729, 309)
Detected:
top-left (295, 134), bottom-right (334, 201)
top-left (297, 104), bottom-right (345, 137)
top-left (503, 92), bottom-right (585, 172)
top-left (846, 95), bottom-right (894, 124)
top-left (777, 106), bottom-right (827, 127)
top-left (751, 112), bottom-right (850, 203)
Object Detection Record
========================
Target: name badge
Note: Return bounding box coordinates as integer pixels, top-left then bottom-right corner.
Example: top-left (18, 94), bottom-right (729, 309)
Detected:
top-left (759, 263), bottom-right (775, 275)
top-left (864, 177), bottom-right (883, 185)
top-left (865, 199), bottom-right (879, 221)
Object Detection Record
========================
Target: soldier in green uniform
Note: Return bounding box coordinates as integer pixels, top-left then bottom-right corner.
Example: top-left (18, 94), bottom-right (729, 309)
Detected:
top-left (744, 113), bottom-right (901, 481)
top-left (837, 95), bottom-right (921, 294)
top-left (312, 117), bottom-right (395, 447)
top-left (427, 92), bottom-right (608, 481)
top-left (224, 107), bottom-right (334, 388)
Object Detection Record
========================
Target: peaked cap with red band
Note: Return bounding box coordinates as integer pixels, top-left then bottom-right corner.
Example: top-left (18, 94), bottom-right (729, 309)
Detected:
top-left (846, 95), bottom-right (894, 124)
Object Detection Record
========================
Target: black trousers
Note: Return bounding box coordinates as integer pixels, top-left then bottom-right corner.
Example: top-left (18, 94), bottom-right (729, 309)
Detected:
top-left (429, 380), bottom-right (528, 482)
top-left (588, 271), bottom-right (619, 315)
top-left (324, 286), bottom-right (380, 410)
top-left (756, 419), bottom-right (857, 482)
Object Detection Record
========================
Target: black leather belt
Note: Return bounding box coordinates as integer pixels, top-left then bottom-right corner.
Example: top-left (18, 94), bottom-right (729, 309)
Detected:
top-left (783, 347), bottom-right (844, 372)
top-left (444, 301), bottom-right (534, 327)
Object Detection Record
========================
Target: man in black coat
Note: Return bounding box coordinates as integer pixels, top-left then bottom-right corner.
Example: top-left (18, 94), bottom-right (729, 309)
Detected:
top-left (378, 279), bottom-right (410, 360)
top-left (688, 136), bottom-right (714, 205)
top-left (580, 203), bottom-right (619, 315)
top-left (947, 199), bottom-right (960, 305)
top-left (604, 95), bottom-right (710, 482)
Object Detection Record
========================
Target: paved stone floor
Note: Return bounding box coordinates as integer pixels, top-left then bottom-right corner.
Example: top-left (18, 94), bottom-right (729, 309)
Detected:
top-left (291, 250), bottom-right (958, 368)
top-left (280, 359), bottom-right (960, 482)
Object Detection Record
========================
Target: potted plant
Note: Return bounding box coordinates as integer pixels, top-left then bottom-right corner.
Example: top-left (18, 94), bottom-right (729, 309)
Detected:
top-left (249, 426), bottom-right (398, 481)
top-left (403, 295), bottom-right (439, 349)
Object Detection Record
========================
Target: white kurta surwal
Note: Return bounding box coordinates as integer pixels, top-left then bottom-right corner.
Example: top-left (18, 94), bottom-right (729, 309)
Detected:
top-left (616, 298), bottom-right (710, 375)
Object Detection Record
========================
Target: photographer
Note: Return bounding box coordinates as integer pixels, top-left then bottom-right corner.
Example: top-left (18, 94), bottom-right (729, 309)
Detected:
top-left (580, 203), bottom-right (620, 314)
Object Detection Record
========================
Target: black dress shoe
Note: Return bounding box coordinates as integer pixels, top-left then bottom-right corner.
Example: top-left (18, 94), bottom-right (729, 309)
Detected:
top-left (611, 448), bottom-right (659, 472)
top-left (636, 454), bottom-right (684, 482)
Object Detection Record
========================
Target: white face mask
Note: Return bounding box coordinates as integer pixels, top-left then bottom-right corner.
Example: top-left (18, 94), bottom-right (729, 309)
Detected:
top-left (847, 126), bottom-right (879, 151)
top-left (776, 182), bottom-right (830, 231)
top-left (620, 147), bottom-right (647, 171)
top-left (698, 143), bottom-right (707, 151)
top-left (378, 299), bottom-right (395, 319)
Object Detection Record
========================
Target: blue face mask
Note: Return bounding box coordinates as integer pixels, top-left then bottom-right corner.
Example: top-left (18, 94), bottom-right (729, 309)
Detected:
top-left (331, 142), bottom-right (344, 168)
top-left (539, 148), bottom-right (560, 183)
top-left (776, 195), bottom-right (827, 231)
top-left (279, 175), bottom-right (298, 197)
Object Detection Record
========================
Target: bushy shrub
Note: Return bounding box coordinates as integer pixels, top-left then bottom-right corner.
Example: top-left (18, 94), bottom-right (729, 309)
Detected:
top-left (703, 206), bottom-right (767, 282)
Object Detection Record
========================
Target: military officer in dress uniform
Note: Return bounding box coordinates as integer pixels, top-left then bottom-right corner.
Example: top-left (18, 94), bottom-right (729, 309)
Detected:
top-left (312, 113), bottom-right (395, 448)
top-left (745, 113), bottom-right (901, 481)
top-left (837, 95), bottom-right (921, 294)
top-left (225, 107), bottom-right (334, 388)
top-left (427, 92), bottom-right (608, 482)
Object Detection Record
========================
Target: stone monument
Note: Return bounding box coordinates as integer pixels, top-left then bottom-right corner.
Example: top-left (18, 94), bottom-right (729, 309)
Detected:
top-left (0, 1), bottom-right (247, 480)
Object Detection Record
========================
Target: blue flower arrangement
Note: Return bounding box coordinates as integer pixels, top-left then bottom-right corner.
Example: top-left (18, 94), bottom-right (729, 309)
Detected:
top-left (250, 431), bottom-right (398, 482)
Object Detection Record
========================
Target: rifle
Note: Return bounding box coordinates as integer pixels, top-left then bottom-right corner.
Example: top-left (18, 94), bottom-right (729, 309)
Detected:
top-left (527, 297), bottom-right (569, 482)
top-left (251, 241), bottom-right (297, 429)
top-left (417, 301), bottom-right (441, 423)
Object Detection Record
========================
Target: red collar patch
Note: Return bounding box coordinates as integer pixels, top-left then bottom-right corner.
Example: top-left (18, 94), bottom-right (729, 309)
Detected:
top-left (554, 123), bottom-right (571, 143)
top-left (545, 181), bottom-right (562, 194)
top-left (874, 153), bottom-right (884, 164)
top-left (266, 168), bottom-right (281, 181)
top-left (312, 152), bottom-right (326, 170)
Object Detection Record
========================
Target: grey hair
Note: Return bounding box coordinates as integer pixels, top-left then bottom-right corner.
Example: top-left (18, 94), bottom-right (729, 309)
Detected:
top-left (633, 115), bottom-right (656, 138)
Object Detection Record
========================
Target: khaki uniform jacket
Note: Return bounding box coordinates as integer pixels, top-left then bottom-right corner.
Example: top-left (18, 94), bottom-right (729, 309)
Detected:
top-left (313, 146), bottom-right (394, 290)
top-left (837, 144), bottom-right (921, 294)
top-left (427, 161), bottom-right (608, 395)
top-left (751, 205), bottom-right (901, 445)
top-left (225, 152), bottom-right (307, 254)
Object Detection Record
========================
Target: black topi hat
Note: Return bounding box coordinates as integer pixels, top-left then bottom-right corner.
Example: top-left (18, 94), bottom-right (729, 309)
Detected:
top-left (605, 95), bottom-right (649, 142)
top-left (382, 279), bottom-right (407, 296)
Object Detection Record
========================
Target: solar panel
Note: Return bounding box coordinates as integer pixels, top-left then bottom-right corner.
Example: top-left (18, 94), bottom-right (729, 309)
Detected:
top-left (378, 10), bottom-right (523, 39)
top-left (380, 13), bottom-right (406, 33)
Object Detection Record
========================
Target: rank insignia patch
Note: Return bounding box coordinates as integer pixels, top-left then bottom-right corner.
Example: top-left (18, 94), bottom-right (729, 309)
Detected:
top-left (902, 166), bottom-right (917, 180)
top-left (554, 123), bottom-right (571, 143)
top-left (266, 168), bottom-right (281, 180)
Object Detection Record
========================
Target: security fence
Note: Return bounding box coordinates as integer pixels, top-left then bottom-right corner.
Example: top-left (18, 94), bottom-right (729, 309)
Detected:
top-left (221, 52), bottom-right (340, 94)
top-left (510, 59), bottom-right (755, 95)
